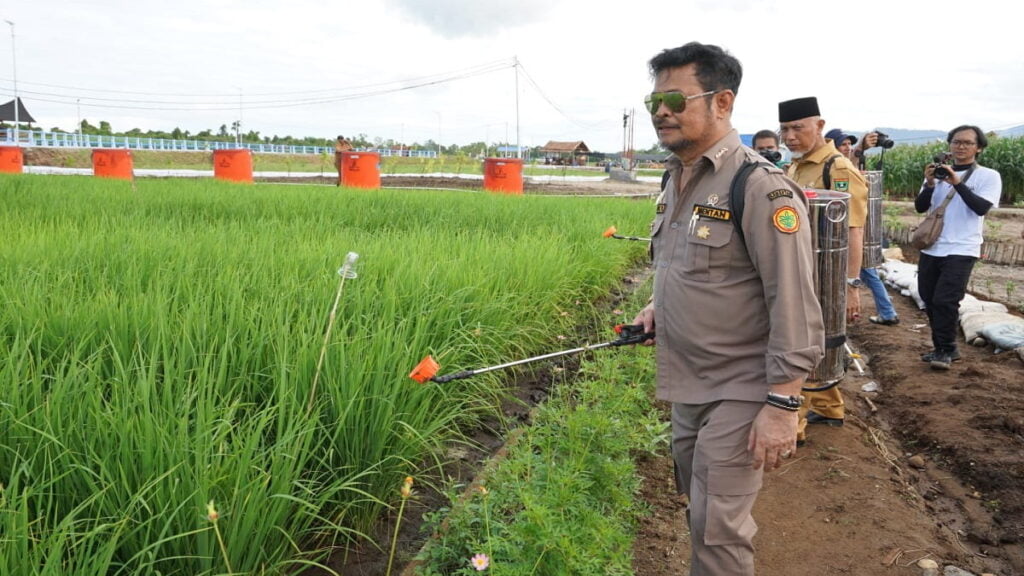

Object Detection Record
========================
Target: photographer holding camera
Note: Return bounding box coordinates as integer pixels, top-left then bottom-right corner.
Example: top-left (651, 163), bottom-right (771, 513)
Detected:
top-left (915, 125), bottom-right (1002, 370)
top-left (752, 129), bottom-right (787, 168)
top-left (828, 127), bottom-right (901, 327)
top-left (851, 130), bottom-right (895, 171)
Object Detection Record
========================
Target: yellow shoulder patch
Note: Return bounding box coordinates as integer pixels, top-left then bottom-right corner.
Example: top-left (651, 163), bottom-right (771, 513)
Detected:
top-left (772, 206), bottom-right (800, 233)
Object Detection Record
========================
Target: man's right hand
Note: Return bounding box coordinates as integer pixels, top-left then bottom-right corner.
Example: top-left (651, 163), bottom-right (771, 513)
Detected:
top-left (923, 163), bottom-right (937, 188)
top-left (632, 304), bottom-right (656, 346)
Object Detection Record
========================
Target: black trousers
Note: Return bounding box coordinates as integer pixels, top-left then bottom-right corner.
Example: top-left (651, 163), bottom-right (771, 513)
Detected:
top-left (918, 253), bottom-right (977, 353)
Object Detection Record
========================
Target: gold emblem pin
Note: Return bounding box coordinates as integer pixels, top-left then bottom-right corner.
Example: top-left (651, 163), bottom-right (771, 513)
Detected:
top-left (696, 225), bottom-right (711, 239)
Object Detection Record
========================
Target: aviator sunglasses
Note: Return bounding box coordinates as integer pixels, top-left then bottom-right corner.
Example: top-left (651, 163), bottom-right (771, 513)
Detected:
top-left (644, 89), bottom-right (720, 114)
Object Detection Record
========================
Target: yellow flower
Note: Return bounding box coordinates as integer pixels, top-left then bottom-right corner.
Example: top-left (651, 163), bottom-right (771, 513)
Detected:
top-left (400, 476), bottom-right (414, 499)
top-left (206, 500), bottom-right (219, 523)
top-left (477, 485), bottom-right (489, 496)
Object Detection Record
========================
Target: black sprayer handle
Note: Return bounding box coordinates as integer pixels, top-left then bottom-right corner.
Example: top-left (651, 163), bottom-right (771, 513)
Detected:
top-left (612, 323), bottom-right (655, 346)
top-left (432, 370), bottom-right (476, 383)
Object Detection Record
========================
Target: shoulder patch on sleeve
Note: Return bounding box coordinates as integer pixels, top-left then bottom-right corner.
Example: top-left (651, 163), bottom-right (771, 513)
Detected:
top-left (833, 179), bottom-right (849, 192)
top-left (767, 189), bottom-right (794, 201)
top-left (772, 206), bottom-right (800, 233)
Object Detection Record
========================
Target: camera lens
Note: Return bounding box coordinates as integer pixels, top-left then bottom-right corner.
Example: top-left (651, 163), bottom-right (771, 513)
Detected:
top-left (879, 139), bottom-right (895, 149)
top-left (758, 149), bottom-right (782, 164)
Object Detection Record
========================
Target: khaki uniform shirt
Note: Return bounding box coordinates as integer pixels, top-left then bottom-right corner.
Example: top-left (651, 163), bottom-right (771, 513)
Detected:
top-left (652, 130), bottom-right (824, 404)
top-left (787, 140), bottom-right (868, 227)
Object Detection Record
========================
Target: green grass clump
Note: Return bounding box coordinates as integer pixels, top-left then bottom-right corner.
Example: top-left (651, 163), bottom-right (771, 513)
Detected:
top-left (414, 282), bottom-right (664, 575)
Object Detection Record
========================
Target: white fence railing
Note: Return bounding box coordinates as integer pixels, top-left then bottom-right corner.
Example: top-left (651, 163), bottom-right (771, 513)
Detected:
top-left (0, 128), bottom-right (438, 158)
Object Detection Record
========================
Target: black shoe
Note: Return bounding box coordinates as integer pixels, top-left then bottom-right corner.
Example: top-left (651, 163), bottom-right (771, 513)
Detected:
top-left (869, 315), bottom-right (899, 326)
top-left (930, 353), bottom-right (953, 370)
top-left (806, 412), bottom-right (844, 427)
top-left (921, 349), bottom-right (961, 363)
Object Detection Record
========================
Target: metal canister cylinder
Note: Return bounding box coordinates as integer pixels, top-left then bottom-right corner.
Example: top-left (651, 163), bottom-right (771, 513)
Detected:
top-left (862, 171), bottom-right (884, 267)
top-left (805, 189), bottom-right (850, 383)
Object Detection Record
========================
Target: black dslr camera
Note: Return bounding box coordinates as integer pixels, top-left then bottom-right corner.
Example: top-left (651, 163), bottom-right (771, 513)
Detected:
top-left (874, 131), bottom-right (895, 149)
top-left (932, 152), bottom-right (953, 180)
top-left (757, 148), bottom-right (782, 164)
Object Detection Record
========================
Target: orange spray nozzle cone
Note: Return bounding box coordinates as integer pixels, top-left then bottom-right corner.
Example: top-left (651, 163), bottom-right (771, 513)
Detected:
top-left (602, 226), bottom-right (618, 238)
top-left (409, 355), bottom-right (440, 383)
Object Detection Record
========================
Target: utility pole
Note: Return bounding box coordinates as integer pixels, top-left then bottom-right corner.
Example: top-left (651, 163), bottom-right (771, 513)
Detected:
top-left (77, 98), bottom-right (82, 145)
top-left (514, 56), bottom-right (521, 159)
top-left (236, 87), bottom-right (243, 147)
top-left (5, 20), bottom-right (18, 146)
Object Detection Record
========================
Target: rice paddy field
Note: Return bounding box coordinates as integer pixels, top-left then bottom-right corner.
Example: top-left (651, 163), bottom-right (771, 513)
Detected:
top-left (0, 175), bottom-right (652, 575)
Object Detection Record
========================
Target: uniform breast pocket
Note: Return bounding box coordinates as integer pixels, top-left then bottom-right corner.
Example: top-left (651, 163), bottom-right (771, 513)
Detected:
top-left (682, 220), bottom-right (735, 282)
top-left (650, 214), bottom-right (665, 238)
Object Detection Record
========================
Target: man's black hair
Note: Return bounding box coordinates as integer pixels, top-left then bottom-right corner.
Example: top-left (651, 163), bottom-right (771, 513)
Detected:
top-left (752, 129), bottom-right (779, 146)
top-left (648, 42), bottom-right (742, 95)
top-left (946, 125), bottom-right (988, 152)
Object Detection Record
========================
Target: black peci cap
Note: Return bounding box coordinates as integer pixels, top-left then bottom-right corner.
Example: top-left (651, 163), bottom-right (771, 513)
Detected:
top-left (779, 97), bottom-right (820, 122)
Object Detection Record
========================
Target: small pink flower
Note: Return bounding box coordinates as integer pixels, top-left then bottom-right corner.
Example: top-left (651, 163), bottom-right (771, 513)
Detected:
top-left (471, 553), bottom-right (490, 571)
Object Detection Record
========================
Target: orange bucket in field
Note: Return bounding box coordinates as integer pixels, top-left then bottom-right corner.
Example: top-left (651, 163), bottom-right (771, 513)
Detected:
top-left (92, 149), bottom-right (134, 180)
top-left (483, 157), bottom-right (523, 194)
top-left (213, 149), bottom-right (254, 183)
top-left (0, 146), bottom-right (24, 174)
top-left (340, 151), bottom-right (381, 189)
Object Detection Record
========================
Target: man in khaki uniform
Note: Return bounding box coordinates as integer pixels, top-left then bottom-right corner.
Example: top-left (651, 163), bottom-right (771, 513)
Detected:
top-left (779, 97), bottom-right (869, 438)
top-left (632, 43), bottom-right (824, 575)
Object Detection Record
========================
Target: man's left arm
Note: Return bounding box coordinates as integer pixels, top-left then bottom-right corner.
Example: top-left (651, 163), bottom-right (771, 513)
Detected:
top-left (951, 168), bottom-right (1002, 215)
top-left (743, 176), bottom-right (824, 469)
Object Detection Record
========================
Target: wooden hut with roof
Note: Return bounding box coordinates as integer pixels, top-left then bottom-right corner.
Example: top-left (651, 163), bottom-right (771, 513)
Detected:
top-left (539, 140), bottom-right (590, 165)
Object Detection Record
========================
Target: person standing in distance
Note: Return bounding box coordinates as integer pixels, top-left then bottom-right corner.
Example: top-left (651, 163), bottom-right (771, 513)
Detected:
top-left (779, 97), bottom-right (868, 433)
top-left (632, 42), bottom-right (824, 575)
top-left (752, 129), bottom-right (787, 168)
top-left (916, 125), bottom-right (1002, 370)
top-left (827, 127), bottom-right (900, 326)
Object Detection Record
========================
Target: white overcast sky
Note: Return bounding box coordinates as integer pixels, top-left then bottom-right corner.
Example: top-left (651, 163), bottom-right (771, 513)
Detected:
top-left (2, 0), bottom-right (1022, 152)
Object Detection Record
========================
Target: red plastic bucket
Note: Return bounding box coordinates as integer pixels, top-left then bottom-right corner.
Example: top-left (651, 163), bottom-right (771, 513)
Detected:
top-left (213, 149), bottom-right (254, 183)
top-left (340, 151), bottom-right (381, 189)
top-left (92, 149), bottom-right (134, 180)
top-left (483, 157), bottom-right (523, 194)
top-left (0, 146), bottom-right (24, 174)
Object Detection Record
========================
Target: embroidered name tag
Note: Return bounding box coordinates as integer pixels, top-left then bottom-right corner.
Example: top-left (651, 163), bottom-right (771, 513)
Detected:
top-left (692, 204), bottom-right (732, 222)
top-left (767, 189), bottom-right (793, 200)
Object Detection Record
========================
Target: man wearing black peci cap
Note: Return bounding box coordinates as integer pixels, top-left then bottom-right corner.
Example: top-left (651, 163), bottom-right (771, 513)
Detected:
top-left (779, 97), bottom-right (868, 439)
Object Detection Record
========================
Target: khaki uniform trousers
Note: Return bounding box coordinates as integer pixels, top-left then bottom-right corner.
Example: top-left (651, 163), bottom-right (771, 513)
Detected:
top-left (671, 400), bottom-right (764, 576)
top-left (796, 384), bottom-right (845, 441)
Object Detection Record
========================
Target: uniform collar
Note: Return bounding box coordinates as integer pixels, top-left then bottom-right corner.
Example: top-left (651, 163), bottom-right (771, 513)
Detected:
top-left (664, 130), bottom-right (742, 174)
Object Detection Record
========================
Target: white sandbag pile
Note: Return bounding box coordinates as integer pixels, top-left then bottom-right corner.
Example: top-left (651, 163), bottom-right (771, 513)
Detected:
top-left (959, 294), bottom-right (1024, 352)
top-left (876, 257), bottom-right (1024, 363)
top-left (878, 260), bottom-right (925, 310)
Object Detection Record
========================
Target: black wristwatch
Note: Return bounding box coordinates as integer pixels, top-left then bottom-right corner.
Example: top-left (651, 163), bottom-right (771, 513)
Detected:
top-left (766, 392), bottom-right (803, 412)
top-left (846, 277), bottom-right (864, 288)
